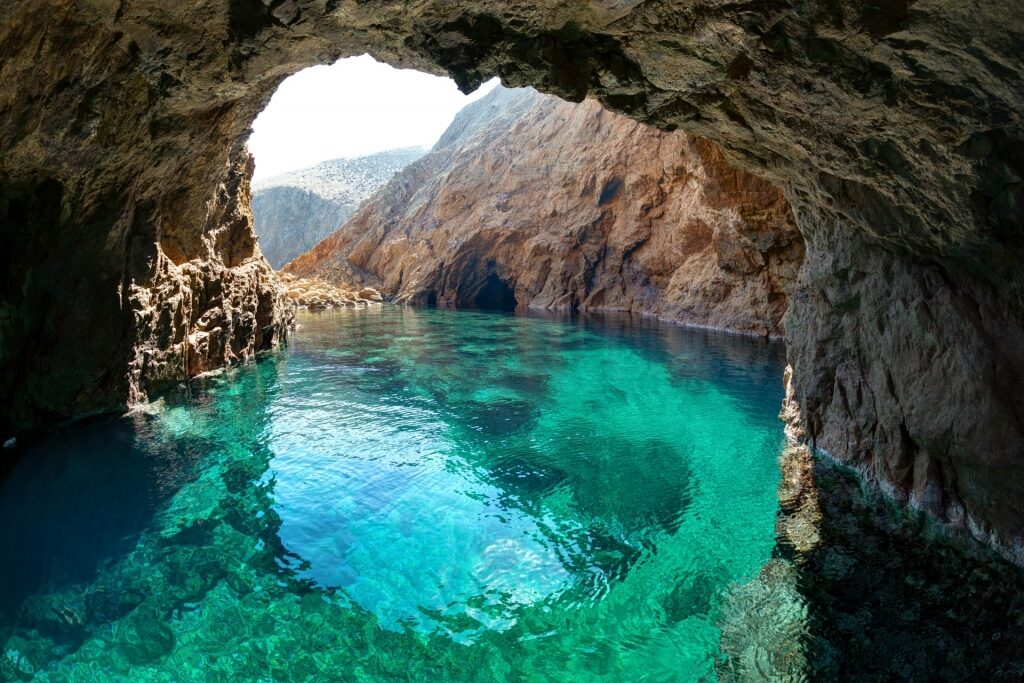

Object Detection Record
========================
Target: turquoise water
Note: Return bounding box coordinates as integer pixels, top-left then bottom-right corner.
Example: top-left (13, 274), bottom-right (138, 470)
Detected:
top-left (0, 307), bottom-right (788, 681)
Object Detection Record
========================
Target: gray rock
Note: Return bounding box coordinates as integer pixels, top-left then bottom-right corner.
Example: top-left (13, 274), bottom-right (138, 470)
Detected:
top-left (251, 147), bottom-right (425, 268)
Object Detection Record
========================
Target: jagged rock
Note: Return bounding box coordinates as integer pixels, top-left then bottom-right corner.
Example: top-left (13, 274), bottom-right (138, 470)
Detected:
top-left (252, 147), bottom-right (426, 268)
top-left (123, 152), bottom-right (293, 397)
top-left (0, 0), bottom-right (1021, 556)
top-left (287, 87), bottom-right (804, 337)
top-left (279, 272), bottom-right (382, 310)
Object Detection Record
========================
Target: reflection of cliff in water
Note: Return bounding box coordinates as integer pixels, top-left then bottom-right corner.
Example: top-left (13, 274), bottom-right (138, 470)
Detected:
top-left (524, 308), bottom-right (788, 423)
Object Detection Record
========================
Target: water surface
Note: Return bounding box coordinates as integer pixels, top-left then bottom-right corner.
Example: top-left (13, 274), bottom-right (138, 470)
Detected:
top-left (0, 307), bottom-right (788, 681)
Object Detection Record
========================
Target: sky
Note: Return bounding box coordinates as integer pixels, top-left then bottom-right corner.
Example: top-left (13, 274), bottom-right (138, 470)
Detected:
top-left (248, 55), bottom-right (500, 181)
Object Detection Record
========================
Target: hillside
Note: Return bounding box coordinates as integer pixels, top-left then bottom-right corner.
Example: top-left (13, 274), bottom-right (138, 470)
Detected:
top-left (251, 147), bottom-right (426, 267)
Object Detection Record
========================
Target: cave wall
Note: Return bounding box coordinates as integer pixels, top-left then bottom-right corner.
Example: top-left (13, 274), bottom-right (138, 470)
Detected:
top-left (0, 1), bottom-right (1021, 553)
top-left (787, 221), bottom-right (1024, 548)
top-left (0, 2), bottom-right (294, 435)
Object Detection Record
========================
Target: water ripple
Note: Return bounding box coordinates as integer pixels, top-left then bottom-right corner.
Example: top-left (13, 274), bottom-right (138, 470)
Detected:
top-left (0, 307), bottom-right (788, 680)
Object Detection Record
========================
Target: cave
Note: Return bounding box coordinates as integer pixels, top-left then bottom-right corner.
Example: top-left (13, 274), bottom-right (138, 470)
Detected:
top-left (1, 1), bottom-right (1023, 676)
top-left (472, 272), bottom-right (518, 310)
top-left (1, 0), bottom-right (1022, 608)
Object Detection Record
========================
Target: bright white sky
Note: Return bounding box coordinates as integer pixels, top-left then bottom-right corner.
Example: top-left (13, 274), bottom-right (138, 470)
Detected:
top-left (249, 55), bottom-right (499, 181)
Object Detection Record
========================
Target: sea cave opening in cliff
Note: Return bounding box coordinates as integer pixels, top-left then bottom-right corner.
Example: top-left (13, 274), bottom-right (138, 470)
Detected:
top-left (249, 54), bottom-right (804, 329)
top-left (10, 9), bottom-right (1023, 676)
top-left (244, 55), bottom-right (500, 275)
top-left (472, 272), bottom-right (518, 310)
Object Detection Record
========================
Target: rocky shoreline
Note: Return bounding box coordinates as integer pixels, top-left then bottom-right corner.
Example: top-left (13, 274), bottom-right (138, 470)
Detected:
top-left (279, 273), bottom-right (383, 311)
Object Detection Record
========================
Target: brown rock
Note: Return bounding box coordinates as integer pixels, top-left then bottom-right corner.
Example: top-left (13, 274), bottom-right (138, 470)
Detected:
top-left (287, 87), bottom-right (804, 338)
top-left (126, 152), bottom-right (292, 396)
top-left (358, 287), bottom-right (383, 302)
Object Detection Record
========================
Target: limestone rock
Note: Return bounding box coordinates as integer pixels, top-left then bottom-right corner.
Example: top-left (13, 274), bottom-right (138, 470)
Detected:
top-left (126, 152), bottom-right (294, 395)
top-left (287, 87), bottom-right (804, 337)
top-left (278, 272), bottom-right (382, 310)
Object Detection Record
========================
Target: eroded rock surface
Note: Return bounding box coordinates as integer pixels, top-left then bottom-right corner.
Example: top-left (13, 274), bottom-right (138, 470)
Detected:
top-left (280, 272), bottom-right (382, 310)
top-left (125, 152), bottom-right (292, 399)
top-left (0, 0), bottom-right (1021, 555)
top-left (287, 86), bottom-right (803, 337)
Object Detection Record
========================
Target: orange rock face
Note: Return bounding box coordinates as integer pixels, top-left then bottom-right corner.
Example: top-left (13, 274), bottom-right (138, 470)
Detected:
top-left (287, 87), bottom-right (804, 337)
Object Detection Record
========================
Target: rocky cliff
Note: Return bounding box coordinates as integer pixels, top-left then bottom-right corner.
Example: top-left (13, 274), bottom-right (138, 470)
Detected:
top-left (252, 147), bottom-right (425, 268)
top-left (287, 86), bottom-right (804, 337)
top-left (0, 0), bottom-right (1021, 560)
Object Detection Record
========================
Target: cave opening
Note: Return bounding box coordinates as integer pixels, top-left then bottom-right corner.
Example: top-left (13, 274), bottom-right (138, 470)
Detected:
top-left (2, 4), bottom-right (1022, 678)
top-left (247, 54), bottom-right (499, 269)
top-left (472, 272), bottom-right (518, 310)
top-left (250, 54), bottom-right (802, 338)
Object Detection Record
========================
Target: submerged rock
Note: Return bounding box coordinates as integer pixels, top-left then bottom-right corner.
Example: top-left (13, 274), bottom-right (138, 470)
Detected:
top-left (763, 440), bottom-right (1024, 680)
top-left (116, 608), bottom-right (176, 665)
top-left (717, 559), bottom-right (810, 681)
top-left (0, 636), bottom-right (42, 681)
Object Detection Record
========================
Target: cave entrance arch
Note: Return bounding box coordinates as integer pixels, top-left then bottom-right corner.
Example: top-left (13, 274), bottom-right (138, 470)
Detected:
top-left (270, 62), bottom-right (802, 331)
top-left (472, 272), bottom-right (518, 311)
top-left (1, 0), bottom-right (1021, 573)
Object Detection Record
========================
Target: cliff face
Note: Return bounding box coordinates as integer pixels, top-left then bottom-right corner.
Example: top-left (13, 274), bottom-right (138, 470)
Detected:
top-left (0, 1), bottom-right (1021, 557)
top-left (287, 87), bottom-right (804, 337)
top-left (252, 188), bottom-right (349, 269)
top-left (126, 152), bottom-right (292, 400)
top-left (251, 147), bottom-right (425, 268)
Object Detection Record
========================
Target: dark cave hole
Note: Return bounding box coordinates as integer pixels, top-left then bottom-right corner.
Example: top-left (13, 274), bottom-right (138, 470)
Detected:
top-left (473, 273), bottom-right (518, 311)
top-left (598, 177), bottom-right (623, 205)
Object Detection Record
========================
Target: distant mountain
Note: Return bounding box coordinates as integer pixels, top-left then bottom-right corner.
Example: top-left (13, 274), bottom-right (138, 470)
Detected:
top-left (251, 147), bottom-right (426, 268)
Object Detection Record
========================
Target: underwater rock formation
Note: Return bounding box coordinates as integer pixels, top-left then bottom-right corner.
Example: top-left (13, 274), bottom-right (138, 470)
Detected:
top-left (285, 86), bottom-right (804, 337)
top-left (0, 0), bottom-right (1021, 556)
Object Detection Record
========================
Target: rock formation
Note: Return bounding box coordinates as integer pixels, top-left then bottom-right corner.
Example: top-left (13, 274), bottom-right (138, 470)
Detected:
top-left (0, 1), bottom-right (1021, 558)
top-left (279, 272), bottom-right (382, 310)
top-left (252, 147), bottom-right (425, 268)
top-left (286, 86), bottom-right (804, 337)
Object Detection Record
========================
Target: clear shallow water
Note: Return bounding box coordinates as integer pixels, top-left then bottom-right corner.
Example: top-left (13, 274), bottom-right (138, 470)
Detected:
top-left (0, 307), bottom-right (789, 681)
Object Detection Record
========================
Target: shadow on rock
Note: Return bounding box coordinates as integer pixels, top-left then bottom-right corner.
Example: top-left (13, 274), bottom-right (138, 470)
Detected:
top-left (721, 444), bottom-right (1024, 680)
